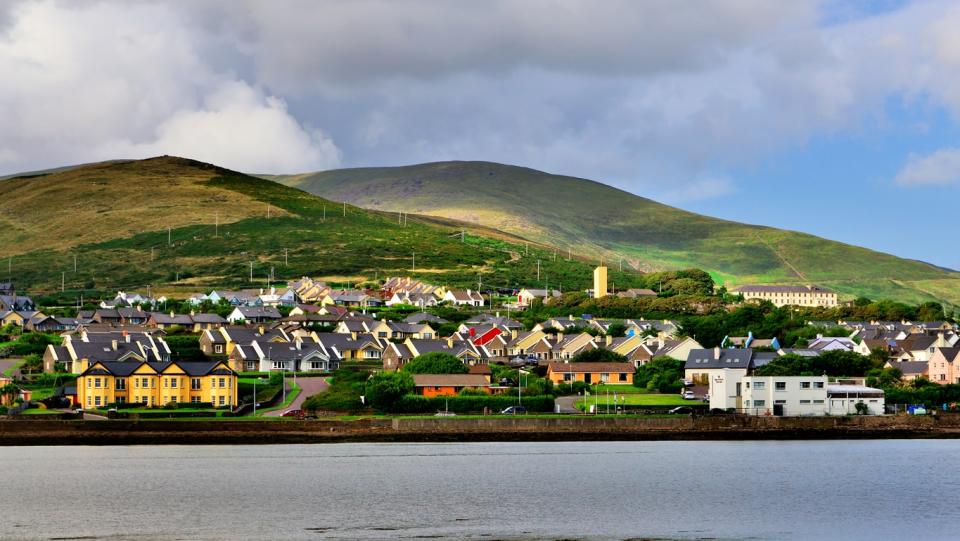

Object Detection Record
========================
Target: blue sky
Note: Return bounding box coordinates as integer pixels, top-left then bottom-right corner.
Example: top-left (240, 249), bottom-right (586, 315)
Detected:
top-left (1, 0), bottom-right (958, 269)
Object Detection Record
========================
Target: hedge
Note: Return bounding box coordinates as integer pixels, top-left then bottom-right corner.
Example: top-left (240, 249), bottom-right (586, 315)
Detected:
top-left (391, 394), bottom-right (555, 414)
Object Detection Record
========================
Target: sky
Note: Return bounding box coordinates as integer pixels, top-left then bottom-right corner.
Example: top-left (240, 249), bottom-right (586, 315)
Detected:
top-left (1, 0), bottom-right (959, 269)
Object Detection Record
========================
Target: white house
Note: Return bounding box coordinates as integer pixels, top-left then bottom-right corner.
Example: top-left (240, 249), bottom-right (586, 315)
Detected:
top-left (710, 373), bottom-right (884, 416)
top-left (443, 289), bottom-right (484, 307)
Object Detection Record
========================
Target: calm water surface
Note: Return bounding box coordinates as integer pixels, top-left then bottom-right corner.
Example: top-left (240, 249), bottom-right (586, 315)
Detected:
top-left (1, 440), bottom-right (956, 540)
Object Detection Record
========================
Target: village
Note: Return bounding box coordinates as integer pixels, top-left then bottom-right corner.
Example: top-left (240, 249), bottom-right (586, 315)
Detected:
top-left (1, 266), bottom-right (958, 421)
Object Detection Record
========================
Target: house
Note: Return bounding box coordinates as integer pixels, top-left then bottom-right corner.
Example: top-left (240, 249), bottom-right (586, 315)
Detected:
top-left (289, 304), bottom-right (322, 317)
top-left (891, 333), bottom-right (955, 363)
top-left (549, 332), bottom-right (597, 360)
top-left (404, 312), bottom-right (449, 325)
top-left (885, 360), bottom-right (928, 382)
top-left (0, 310), bottom-right (43, 328)
top-left (412, 374), bottom-right (492, 398)
top-left (807, 335), bottom-right (857, 352)
top-left (46, 332), bottom-right (172, 374)
top-left (927, 347), bottom-right (960, 384)
top-left (386, 291), bottom-right (439, 308)
top-left (465, 313), bottom-right (523, 329)
top-left (504, 330), bottom-right (548, 358)
top-left (331, 290), bottom-right (379, 307)
top-left (516, 288), bottom-right (561, 307)
top-left (733, 284), bottom-right (838, 308)
top-left (226, 306), bottom-right (282, 324)
top-left (616, 288), bottom-right (658, 299)
top-left (546, 362), bottom-right (634, 385)
top-left (76, 359), bottom-right (237, 409)
top-left (189, 313), bottom-right (227, 332)
top-left (148, 312), bottom-right (195, 329)
top-left (230, 338), bottom-right (340, 372)
top-left (0, 294), bottom-right (35, 312)
top-left (313, 332), bottom-right (384, 362)
top-left (443, 289), bottom-right (484, 307)
top-left (709, 374), bottom-right (884, 415)
top-left (684, 347), bottom-right (756, 385)
top-left (382, 338), bottom-right (484, 370)
top-left (199, 326), bottom-right (290, 358)
top-left (24, 315), bottom-right (78, 333)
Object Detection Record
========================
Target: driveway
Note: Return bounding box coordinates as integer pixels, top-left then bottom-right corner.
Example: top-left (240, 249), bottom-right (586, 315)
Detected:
top-left (554, 395), bottom-right (581, 414)
top-left (264, 376), bottom-right (329, 417)
top-left (0, 358), bottom-right (22, 377)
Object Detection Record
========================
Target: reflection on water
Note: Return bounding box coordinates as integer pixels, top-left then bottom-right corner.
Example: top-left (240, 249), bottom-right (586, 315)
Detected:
top-left (1, 440), bottom-right (958, 540)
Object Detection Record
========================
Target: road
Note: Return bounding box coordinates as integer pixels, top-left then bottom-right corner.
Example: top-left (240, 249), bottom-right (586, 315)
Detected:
top-left (264, 376), bottom-right (329, 416)
top-left (554, 395), bottom-right (580, 413)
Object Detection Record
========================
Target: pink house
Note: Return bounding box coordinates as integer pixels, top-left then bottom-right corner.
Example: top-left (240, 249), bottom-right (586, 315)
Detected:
top-left (927, 347), bottom-right (960, 384)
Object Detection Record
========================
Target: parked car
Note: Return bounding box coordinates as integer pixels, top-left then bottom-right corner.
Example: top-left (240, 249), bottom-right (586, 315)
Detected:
top-left (682, 379), bottom-right (694, 387)
top-left (434, 411), bottom-right (457, 417)
top-left (501, 406), bottom-right (527, 415)
top-left (668, 406), bottom-right (694, 414)
top-left (682, 391), bottom-right (696, 400)
top-left (281, 409), bottom-right (304, 419)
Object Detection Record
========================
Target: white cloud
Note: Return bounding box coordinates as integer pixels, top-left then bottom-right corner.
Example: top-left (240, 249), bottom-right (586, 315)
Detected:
top-left (0, 1), bottom-right (340, 174)
top-left (894, 147), bottom-right (960, 185)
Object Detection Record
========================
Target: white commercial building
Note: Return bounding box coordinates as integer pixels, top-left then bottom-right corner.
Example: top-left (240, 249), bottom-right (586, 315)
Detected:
top-left (710, 372), bottom-right (884, 416)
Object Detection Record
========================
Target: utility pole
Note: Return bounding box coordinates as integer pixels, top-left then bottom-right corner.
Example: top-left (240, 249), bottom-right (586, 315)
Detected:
top-left (74, 254), bottom-right (77, 273)
top-left (462, 230), bottom-right (465, 243)
top-left (567, 248), bottom-right (571, 261)
top-left (323, 205), bottom-right (326, 222)
top-left (284, 248), bottom-right (288, 267)
top-left (267, 203), bottom-right (271, 218)
top-left (61, 272), bottom-right (65, 292)
top-left (537, 259), bottom-right (541, 281)
top-left (168, 226), bottom-right (171, 246)
top-left (249, 261), bottom-right (254, 282)
top-left (343, 201), bottom-right (346, 217)
top-left (404, 213), bottom-right (407, 227)
top-left (619, 258), bottom-right (622, 271)
top-left (553, 250), bottom-right (556, 261)
top-left (525, 242), bottom-right (528, 256)
top-left (215, 211), bottom-right (219, 238)
top-left (151, 246), bottom-right (155, 261)
top-left (412, 252), bottom-right (416, 272)
top-left (398, 211), bottom-right (402, 225)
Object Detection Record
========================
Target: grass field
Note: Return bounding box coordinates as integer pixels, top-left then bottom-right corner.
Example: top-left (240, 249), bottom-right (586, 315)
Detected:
top-left (576, 393), bottom-right (691, 409)
top-left (272, 160), bottom-right (960, 305)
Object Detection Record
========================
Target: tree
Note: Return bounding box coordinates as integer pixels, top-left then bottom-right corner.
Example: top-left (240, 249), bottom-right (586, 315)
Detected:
top-left (866, 367), bottom-right (902, 388)
top-left (401, 352), bottom-right (468, 374)
top-left (365, 371), bottom-right (414, 411)
top-left (634, 357), bottom-right (684, 393)
top-left (571, 348), bottom-right (628, 363)
top-left (605, 322), bottom-right (627, 337)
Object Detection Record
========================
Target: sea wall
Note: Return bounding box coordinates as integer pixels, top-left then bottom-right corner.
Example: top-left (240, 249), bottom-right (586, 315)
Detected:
top-left (3, 414), bottom-right (960, 445)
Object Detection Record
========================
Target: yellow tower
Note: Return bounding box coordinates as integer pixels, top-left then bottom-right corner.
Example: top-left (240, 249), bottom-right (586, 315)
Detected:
top-left (593, 265), bottom-right (608, 299)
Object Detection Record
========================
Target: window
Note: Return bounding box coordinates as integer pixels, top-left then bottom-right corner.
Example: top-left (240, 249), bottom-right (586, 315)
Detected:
top-left (754, 400), bottom-right (766, 407)
top-left (163, 378), bottom-right (168, 388)
top-left (191, 396), bottom-right (200, 403)
top-left (753, 381), bottom-right (765, 390)
top-left (117, 396), bottom-right (126, 404)
top-left (87, 378), bottom-right (91, 388)
top-left (170, 378), bottom-right (178, 388)
top-left (142, 377), bottom-right (150, 388)
top-left (814, 382), bottom-right (824, 389)
top-left (745, 382), bottom-right (750, 389)
top-left (378, 332), bottom-right (387, 338)
top-left (799, 400), bottom-right (811, 404)
top-left (191, 378), bottom-right (201, 390)
top-left (813, 400), bottom-right (825, 404)
top-left (564, 373), bottom-right (572, 382)
top-left (95, 396), bottom-right (101, 406)
top-left (774, 400), bottom-right (786, 405)
top-left (310, 361), bottom-right (324, 370)
top-left (214, 345), bottom-right (223, 354)
top-left (744, 400), bottom-right (750, 407)
top-left (134, 378), bottom-right (139, 388)
top-left (219, 396), bottom-right (225, 406)
top-left (619, 373), bottom-right (628, 382)
top-left (116, 378), bottom-right (126, 390)
top-left (86, 396), bottom-right (91, 407)
top-left (171, 396), bottom-right (177, 403)
top-left (800, 382), bottom-right (811, 389)
top-left (219, 377), bottom-right (226, 388)
top-left (94, 378), bottom-right (101, 388)
top-left (775, 382), bottom-right (786, 391)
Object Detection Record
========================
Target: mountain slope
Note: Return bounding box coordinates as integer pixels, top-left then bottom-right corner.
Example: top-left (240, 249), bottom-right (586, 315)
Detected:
top-left (0, 157), bottom-right (646, 296)
top-left (268, 161), bottom-right (960, 306)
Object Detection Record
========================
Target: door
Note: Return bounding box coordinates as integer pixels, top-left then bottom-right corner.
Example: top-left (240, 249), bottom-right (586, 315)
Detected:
top-left (584, 373), bottom-right (592, 384)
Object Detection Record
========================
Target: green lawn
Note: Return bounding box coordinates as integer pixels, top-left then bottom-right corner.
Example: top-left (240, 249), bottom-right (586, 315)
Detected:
top-left (2, 357), bottom-right (24, 377)
top-left (576, 392), bottom-right (691, 409)
top-left (20, 408), bottom-right (62, 415)
top-left (590, 384), bottom-right (652, 394)
top-left (252, 382), bottom-right (301, 416)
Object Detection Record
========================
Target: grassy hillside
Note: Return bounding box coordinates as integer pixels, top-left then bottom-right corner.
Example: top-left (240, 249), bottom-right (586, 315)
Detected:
top-left (0, 157), bottom-right (647, 296)
top-left (268, 161), bottom-right (960, 307)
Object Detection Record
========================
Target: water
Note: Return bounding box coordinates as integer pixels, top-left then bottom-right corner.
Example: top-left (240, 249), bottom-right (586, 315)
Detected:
top-left (1, 440), bottom-right (957, 540)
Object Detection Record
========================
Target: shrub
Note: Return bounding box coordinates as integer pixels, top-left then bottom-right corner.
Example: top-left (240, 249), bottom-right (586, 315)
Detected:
top-left (366, 371), bottom-right (415, 411)
top-left (391, 394), bottom-right (555, 414)
top-left (635, 357), bottom-right (683, 393)
top-left (554, 381), bottom-right (590, 396)
top-left (401, 352), bottom-right (468, 374)
top-left (571, 348), bottom-right (628, 363)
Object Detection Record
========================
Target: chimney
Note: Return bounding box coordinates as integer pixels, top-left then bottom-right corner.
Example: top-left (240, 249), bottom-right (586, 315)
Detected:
top-left (111, 339), bottom-right (118, 351)
top-left (714, 346), bottom-right (721, 358)
top-left (258, 325), bottom-right (265, 335)
top-left (557, 332), bottom-right (564, 341)
top-left (605, 335), bottom-right (612, 346)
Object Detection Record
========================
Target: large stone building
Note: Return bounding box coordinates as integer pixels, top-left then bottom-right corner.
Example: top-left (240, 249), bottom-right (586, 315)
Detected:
top-left (733, 284), bottom-right (838, 308)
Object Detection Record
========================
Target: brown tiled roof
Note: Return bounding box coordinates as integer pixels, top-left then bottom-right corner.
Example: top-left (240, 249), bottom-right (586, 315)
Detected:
top-left (412, 374), bottom-right (491, 387)
top-left (546, 362), bottom-right (634, 373)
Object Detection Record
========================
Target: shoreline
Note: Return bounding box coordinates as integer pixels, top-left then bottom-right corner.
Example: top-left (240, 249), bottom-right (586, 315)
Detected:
top-left (2, 415), bottom-right (960, 445)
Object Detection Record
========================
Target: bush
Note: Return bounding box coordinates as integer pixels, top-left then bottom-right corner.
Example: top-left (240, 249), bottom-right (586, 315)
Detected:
top-left (555, 381), bottom-right (590, 396)
top-left (571, 348), bottom-right (628, 363)
top-left (400, 352), bottom-right (468, 374)
top-left (268, 371), bottom-right (284, 386)
top-left (366, 371), bottom-right (415, 411)
top-left (11, 333), bottom-right (58, 356)
top-left (635, 357), bottom-right (684, 393)
top-left (391, 394), bottom-right (555, 414)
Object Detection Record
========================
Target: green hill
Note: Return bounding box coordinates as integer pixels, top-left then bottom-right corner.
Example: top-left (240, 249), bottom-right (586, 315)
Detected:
top-left (267, 161), bottom-right (960, 307)
top-left (0, 157), bottom-right (647, 297)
